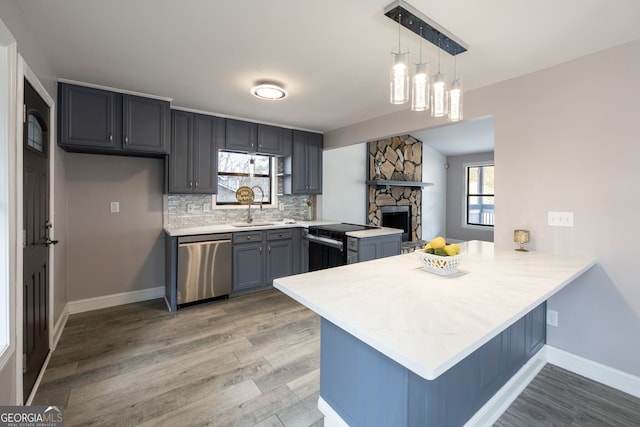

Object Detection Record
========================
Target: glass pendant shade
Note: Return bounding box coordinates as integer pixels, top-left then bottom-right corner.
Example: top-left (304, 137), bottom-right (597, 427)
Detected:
top-left (390, 52), bottom-right (409, 104)
top-left (448, 78), bottom-right (463, 122)
top-left (430, 72), bottom-right (448, 117)
top-left (411, 62), bottom-right (430, 111)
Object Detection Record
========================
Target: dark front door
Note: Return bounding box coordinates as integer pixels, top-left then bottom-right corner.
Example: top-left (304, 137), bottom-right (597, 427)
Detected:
top-left (23, 80), bottom-right (51, 400)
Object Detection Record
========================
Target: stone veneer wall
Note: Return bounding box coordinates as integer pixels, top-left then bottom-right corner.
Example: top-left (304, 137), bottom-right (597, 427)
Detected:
top-left (165, 194), bottom-right (312, 228)
top-left (368, 135), bottom-right (422, 241)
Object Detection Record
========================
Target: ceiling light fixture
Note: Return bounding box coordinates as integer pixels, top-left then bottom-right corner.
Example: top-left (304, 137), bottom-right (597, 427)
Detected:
top-left (431, 39), bottom-right (448, 118)
top-left (411, 26), bottom-right (429, 111)
top-left (384, 1), bottom-right (468, 119)
top-left (448, 52), bottom-right (463, 122)
top-left (251, 83), bottom-right (287, 100)
top-left (390, 1), bottom-right (409, 104)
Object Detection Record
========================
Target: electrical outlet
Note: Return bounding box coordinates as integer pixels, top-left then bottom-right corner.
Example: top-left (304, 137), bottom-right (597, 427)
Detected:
top-left (110, 201), bottom-right (120, 213)
top-left (548, 211), bottom-right (574, 227)
top-left (547, 309), bottom-right (559, 327)
top-left (187, 203), bottom-right (195, 214)
top-left (279, 202), bottom-right (285, 211)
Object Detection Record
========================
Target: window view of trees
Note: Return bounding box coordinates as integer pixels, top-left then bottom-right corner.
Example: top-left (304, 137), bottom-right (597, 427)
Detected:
top-left (217, 151), bottom-right (271, 204)
top-left (467, 164), bottom-right (494, 226)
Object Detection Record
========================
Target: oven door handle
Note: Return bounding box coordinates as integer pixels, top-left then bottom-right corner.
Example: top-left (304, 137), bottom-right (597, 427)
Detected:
top-left (307, 234), bottom-right (344, 252)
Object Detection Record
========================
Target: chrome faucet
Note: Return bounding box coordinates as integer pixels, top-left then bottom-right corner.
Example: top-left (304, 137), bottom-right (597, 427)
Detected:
top-left (247, 185), bottom-right (265, 223)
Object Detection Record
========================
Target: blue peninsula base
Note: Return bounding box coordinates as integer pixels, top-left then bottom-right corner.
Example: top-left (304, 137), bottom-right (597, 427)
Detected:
top-left (319, 303), bottom-right (546, 426)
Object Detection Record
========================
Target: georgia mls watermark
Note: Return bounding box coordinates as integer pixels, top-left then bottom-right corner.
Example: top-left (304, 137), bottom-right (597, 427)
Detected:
top-left (0, 406), bottom-right (63, 427)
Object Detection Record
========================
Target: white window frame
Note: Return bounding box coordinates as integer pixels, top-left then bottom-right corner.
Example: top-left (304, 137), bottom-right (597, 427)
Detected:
top-left (0, 18), bottom-right (17, 379)
top-left (462, 160), bottom-right (495, 231)
top-left (212, 153), bottom-right (279, 210)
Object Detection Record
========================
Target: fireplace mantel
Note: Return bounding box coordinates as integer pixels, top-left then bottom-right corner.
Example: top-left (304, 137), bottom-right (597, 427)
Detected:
top-left (366, 179), bottom-right (433, 190)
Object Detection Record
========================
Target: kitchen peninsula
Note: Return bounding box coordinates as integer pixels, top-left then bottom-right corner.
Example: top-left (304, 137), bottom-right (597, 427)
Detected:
top-left (274, 240), bottom-right (596, 426)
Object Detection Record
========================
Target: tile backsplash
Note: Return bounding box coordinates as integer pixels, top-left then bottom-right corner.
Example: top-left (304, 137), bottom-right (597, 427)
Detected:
top-left (164, 194), bottom-right (313, 228)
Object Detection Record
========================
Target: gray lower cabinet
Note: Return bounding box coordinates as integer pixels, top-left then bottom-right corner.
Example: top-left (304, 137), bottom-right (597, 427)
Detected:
top-left (346, 234), bottom-right (402, 264)
top-left (232, 231), bottom-right (266, 291)
top-left (265, 229), bottom-right (294, 285)
top-left (232, 228), bottom-right (297, 292)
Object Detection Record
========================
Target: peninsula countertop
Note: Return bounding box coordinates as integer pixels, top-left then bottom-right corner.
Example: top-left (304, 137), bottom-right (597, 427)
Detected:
top-left (273, 240), bottom-right (596, 380)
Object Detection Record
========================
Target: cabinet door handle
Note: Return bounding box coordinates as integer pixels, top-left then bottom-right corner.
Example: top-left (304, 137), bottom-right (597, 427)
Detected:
top-left (109, 134), bottom-right (113, 142)
top-left (259, 246), bottom-right (263, 254)
top-left (268, 245), bottom-right (271, 254)
top-left (189, 181), bottom-right (193, 188)
top-left (124, 135), bottom-right (129, 144)
top-left (195, 181), bottom-right (198, 189)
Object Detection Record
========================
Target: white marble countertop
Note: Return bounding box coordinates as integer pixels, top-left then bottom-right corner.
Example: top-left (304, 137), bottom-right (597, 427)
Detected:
top-left (164, 219), bottom-right (336, 236)
top-left (165, 220), bottom-right (402, 238)
top-left (273, 240), bottom-right (596, 380)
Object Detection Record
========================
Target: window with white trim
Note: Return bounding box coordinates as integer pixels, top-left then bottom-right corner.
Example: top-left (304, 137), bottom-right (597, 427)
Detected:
top-left (216, 151), bottom-right (272, 204)
top-left (466, 163), bottom-right (494, 227)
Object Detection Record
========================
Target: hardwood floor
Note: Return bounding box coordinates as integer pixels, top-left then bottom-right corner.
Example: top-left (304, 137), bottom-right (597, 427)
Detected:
top-left (494, 364), bottom-right (640, 427)
top-left (35, 289), bottom-right (640, 426)
top-left (34, 288), bottom-right (323, 427)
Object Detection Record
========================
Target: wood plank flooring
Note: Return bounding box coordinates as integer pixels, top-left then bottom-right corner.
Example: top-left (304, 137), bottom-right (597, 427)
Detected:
top-left (34, 288), bottom-right (640, 426)
top-left (34, 288), bottom-right (323, 427)
top-left (494, 364), bottom-right (640, 427)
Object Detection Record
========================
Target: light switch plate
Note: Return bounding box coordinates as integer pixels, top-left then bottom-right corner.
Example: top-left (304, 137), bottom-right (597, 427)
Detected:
top-left (548, 211), bottom-right (574, 227)
top-left (110, 201), bottom-right (120, 213)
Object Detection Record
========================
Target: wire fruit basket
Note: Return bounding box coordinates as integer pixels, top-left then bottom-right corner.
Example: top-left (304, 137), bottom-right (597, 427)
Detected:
top-left (415, 250), bottom-right (465, 275)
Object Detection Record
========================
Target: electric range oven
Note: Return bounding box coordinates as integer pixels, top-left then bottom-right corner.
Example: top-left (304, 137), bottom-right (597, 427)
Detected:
top-left (307, 223), bottom-right (377, 271)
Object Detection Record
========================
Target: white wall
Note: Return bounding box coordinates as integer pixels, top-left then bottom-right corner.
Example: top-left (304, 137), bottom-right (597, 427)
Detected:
top-left (420, 144), bottom-right (446, 241)
top-left (320, 143), bottom-right (367, 224)
top-left (324, 39), bottom-right (640, 378)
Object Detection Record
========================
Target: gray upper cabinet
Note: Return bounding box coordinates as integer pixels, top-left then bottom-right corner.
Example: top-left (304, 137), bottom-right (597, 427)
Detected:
top-left (257, 124), bottom-right (292, 156)
top-left (292, 130), bottom-right (323, 194)
top-left (225, 119), bottom-right (257, 152)
top-left (58, 82), bottom-right (169, 156)
top-left (58, 83), bottom-right (118, 150)
top-left (122, 94), bottom-right (170, 154)
top-left (226, 119), bottom-right (291, 156)
top-left (169, 111), bottom-right (223, 194)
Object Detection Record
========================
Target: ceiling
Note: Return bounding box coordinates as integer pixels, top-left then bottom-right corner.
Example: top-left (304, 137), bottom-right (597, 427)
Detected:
top-left (15, 0), bottom-right (640, 135)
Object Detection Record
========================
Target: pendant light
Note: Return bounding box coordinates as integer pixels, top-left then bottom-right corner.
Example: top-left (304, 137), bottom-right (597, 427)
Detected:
top-left (411, 26), bottom-right (429, 111)
top-left (390, 5), bottom-right (409, 104)
top-left (430, 38), bottom-right (448, 117)
top-left (448, 52), bottom-right (463, 122)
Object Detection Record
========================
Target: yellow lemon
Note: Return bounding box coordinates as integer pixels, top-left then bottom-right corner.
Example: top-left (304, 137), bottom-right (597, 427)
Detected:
top-left (423, 243), bottom-right (432, 250)
top-left (429, 236), bottom-right (446, 250)
top-left (444, 243), bottom-right (461, 256)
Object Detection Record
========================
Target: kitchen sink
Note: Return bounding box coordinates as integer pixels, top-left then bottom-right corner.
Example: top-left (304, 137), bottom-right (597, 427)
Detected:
top-left (232, 222), bottom-right (274, 227)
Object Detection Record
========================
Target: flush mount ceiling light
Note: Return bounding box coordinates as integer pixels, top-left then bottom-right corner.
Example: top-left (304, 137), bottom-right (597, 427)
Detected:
top-left (384, 1), bottom-right (468, 119)
top-left (250, 83), bottom-right (287, 100)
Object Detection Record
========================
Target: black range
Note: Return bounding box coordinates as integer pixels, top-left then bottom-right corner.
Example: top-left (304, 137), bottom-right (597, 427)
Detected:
top-left (307, 223), bottom-right (377, 271)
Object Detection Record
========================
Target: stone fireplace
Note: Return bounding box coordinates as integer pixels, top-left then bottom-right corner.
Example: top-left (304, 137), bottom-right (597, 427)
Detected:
top-left (367, 135), bottom-right (423, 241)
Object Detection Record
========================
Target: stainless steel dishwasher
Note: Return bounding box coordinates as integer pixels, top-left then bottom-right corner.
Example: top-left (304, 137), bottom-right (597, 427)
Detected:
top-left (177, 233), bottom-right (232, 307)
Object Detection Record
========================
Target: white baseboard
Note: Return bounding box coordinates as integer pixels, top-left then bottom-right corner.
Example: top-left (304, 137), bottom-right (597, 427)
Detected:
top-left (51, 303), bottom-right (69, 350)
top-left (318, 397), bottom-right (349, 427)
top-left (546, 346), bottom-right (640, 399)
top-left (68, 286), bottom-right (165, 314)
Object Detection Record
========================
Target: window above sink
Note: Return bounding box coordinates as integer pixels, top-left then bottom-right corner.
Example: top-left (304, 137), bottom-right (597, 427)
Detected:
top-left (216, 151), bottom-right (272, 205)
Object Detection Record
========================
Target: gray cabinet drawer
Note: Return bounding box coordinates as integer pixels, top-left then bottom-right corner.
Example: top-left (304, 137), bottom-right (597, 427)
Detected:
top-left (347, 237), bottom-right (358, 251)
top-left (266, 229), bottom-right (293, 241)
top-left (233, 231), bottom-right (264, 243)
